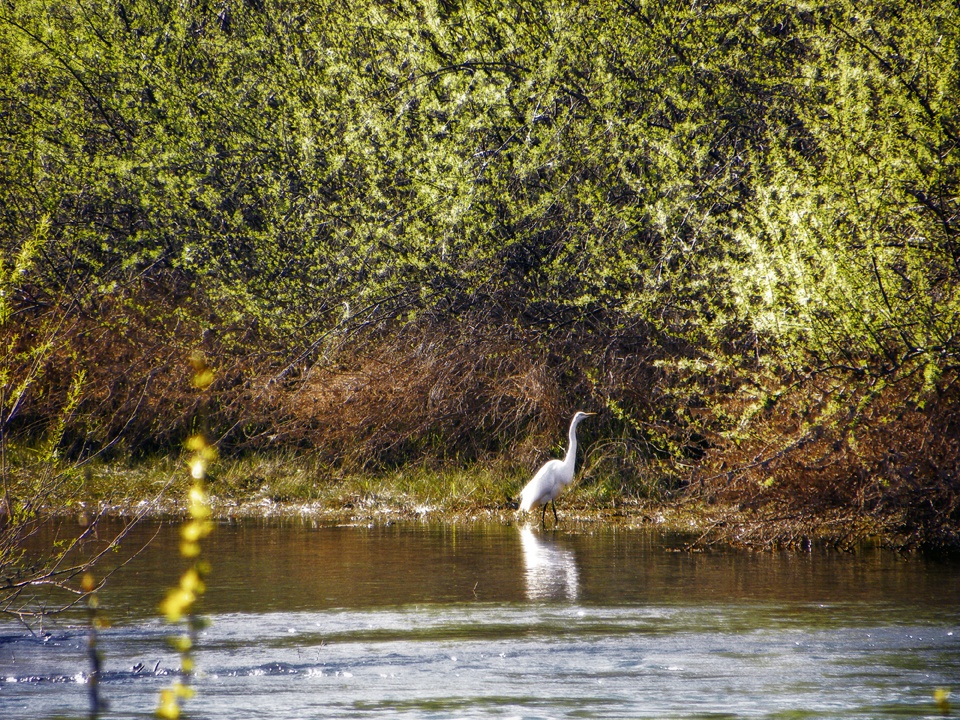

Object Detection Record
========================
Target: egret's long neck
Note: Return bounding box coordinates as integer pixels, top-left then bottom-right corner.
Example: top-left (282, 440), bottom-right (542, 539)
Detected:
top-left (562, 418), bottom-right (580, 468)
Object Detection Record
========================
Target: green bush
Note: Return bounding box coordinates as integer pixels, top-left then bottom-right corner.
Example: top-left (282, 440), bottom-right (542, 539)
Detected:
top-left (1, 0), bottom-right (957, 545)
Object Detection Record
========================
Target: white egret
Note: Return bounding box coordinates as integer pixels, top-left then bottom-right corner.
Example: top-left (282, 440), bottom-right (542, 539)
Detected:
top-left (519, 411), bottom-right (594, 527)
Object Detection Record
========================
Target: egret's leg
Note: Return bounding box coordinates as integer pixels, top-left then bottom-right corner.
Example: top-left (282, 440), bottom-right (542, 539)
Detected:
top-left (540, 503), bottom-right (547, 527)
top-left (551, 500), bottom-right (559, 525)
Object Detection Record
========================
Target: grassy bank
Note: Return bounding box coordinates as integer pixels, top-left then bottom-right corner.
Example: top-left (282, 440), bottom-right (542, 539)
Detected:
top-left (2, 443), bottom-right (922, 552)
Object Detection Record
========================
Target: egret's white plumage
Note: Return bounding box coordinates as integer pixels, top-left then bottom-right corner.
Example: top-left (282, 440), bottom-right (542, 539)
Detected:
top-left (519, 411), bottom-right (594, 526)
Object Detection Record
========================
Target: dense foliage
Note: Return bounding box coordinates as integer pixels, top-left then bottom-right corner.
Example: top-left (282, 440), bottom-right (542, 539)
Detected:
top-left (1, 0), bottom-right (958, 547)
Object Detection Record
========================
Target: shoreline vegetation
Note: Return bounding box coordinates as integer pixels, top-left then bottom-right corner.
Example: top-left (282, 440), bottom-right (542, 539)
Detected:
top-left (12, 450), bottom-right (928, 553)
top-left (2, 0), bottom-right (959, 567)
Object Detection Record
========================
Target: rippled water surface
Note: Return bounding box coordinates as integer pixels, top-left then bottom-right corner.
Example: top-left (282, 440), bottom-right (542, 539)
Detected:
top-left (2, 520), bottom-right (958, 719)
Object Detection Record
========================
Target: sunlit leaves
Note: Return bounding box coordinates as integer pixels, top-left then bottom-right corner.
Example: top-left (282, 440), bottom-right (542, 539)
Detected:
top-left (729, 0), bottom-right (960, 375)
top-left (156, 681), bottom-right (195, 720)
top-left (156, 356), bottom-right (215, 717)
top-left (935, 688), bottom-right (952, 714)
top-left (1, 0), bottom-right (957, 479)
top-left (1, 0), bottom-right (793, 336)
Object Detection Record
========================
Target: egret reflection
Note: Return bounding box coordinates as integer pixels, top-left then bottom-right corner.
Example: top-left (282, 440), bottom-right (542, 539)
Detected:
top-left (519, 526), bottom-right (580, 601)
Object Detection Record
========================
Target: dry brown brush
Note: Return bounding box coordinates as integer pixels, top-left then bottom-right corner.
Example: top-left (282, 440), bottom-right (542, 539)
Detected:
top-left (5, 287), bottom-right (959, 552)
top-left (3, 290), bottom-right (686, 482)
top-left (695, 368), bottom-right (960, 551)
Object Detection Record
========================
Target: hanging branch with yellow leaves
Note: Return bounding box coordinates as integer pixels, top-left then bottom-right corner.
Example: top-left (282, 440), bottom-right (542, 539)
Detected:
top-left (156, 353), bottom-right (216, 720)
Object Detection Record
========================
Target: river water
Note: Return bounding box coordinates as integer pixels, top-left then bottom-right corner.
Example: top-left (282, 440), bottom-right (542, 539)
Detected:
top-left (1, 519), bottom-right (958, 719)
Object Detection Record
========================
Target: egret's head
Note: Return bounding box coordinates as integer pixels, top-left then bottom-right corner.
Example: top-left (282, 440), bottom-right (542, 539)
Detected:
top-left (572, 411), bottom-right (595, 424)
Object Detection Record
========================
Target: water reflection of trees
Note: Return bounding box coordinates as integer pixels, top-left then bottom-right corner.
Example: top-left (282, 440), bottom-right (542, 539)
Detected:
top-left (519, 527), bottom-right (580, 602)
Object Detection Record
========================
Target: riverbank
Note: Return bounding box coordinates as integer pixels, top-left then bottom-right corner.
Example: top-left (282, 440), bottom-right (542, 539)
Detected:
top-left (28, 451), bottom-right (898, 553)
top-left (6, 291), bottom-right (958, 555)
